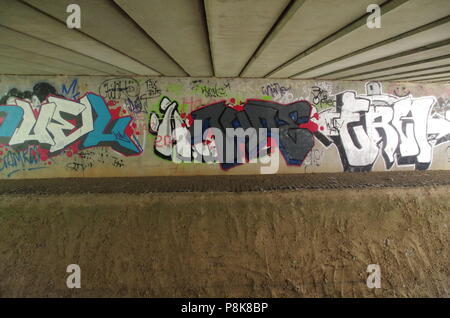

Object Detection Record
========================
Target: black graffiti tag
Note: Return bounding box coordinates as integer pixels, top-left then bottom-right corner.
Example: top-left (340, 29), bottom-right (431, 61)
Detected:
top-left (189, 99), bottom-right (314, 168)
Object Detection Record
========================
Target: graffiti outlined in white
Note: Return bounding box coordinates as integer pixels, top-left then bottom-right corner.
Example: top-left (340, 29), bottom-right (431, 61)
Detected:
top-left (148, 97), bottom-right (281, 173)
top-left (315, 82), bottom-right (450, 171)
top-left (7, 96), bottom-right (94, 152)
top-left (1, 93), bottom-right (141, 156)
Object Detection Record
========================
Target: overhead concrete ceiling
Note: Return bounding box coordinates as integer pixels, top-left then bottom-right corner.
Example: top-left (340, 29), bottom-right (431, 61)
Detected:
top-left (0, 0), bottom-right (449, 83)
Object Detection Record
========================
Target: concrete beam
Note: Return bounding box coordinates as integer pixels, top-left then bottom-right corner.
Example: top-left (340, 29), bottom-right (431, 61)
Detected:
top-left (0, 0), bottom-right (157, 75)
top-left (380, 68), bottom-right (450, 81)
top-left (114, 0), bottom-right (213, 76)
top-left (371, 64), bottom-right (450, 81)
top-left (424, 77), bottom-right (450, 83)
top-left (23, 0), bottom-right (186, 76)
top-left (0, 26), bottom-right (129, 75)
top-left (0, 44), bottom-right (108, 75)
top-left (320, 40), bottom-right (450, 79)
top-left (241, 0), bottom-right (384, 78)
top-left (292, 17), bottom-right (450, 79)
top-left (0, 54), bottom-right (59, 74)
top-left (238, 0), bottom-right (308, 77)
top-left (342, 55), bottom-right (450, 80)
top-left (205, 0), bottom-right (289, 77)
top-left (0, 61), bottom-right (57, 75)
top-left (268, 0), bottom-right (450, 78)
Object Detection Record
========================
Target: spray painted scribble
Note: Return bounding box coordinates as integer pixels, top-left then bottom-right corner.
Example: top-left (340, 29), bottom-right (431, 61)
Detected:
top-left (66, 148), bottom-right (126, 172)
top-left (0, 145), bottom-right (49, 177)
top-left (191, 80), bottom-right (232, 98)
top-left (261, 82), bottom-right (292, 100)
top-left (61, 79), bottom-right (80, 100)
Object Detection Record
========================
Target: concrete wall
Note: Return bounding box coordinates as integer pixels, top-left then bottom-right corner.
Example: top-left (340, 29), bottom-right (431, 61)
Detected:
top-left (0, 75), bottom-right (449, 179)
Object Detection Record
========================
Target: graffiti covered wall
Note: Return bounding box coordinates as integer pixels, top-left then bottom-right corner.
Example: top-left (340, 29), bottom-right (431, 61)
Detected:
top-left (0, 75), bottom-right (449, 179)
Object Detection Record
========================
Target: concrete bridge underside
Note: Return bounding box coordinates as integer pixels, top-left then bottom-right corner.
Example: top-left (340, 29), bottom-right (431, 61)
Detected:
top-left (0, 0), bottom-right (449, 83)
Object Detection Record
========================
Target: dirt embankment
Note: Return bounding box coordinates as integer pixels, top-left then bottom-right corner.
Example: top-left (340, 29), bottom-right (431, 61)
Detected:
top-left (0, 185), bottom-right (448, 297)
